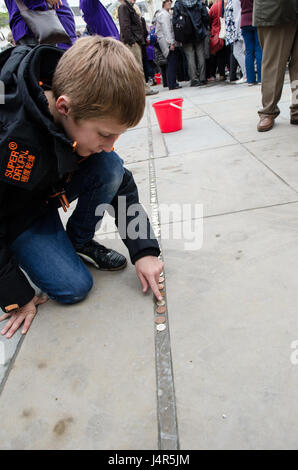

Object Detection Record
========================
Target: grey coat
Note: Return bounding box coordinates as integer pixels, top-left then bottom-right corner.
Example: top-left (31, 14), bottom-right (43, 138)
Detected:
top-left (253, 0), bottom-right (298, 27)
top-left (155, 8), bottom-right (175, 58)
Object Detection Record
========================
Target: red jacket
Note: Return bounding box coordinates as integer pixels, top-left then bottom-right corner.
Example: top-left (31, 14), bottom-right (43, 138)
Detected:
top-left (209, 1), bottom-right (222, 37)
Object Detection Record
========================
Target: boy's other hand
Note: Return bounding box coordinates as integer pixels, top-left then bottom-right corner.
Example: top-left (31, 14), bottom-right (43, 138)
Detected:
top-left (135, 256), bottom-right (164, 301)
top-left (0, 295), bottom-right (48, 339)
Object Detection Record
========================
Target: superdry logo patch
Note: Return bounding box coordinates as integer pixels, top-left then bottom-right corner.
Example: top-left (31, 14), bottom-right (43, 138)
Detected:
top-left (4, 141), bottom-right (36, 183)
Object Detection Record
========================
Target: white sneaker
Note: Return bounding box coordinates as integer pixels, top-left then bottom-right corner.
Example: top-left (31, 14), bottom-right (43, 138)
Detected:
top-left (235, 77), bottom-right (247, 84)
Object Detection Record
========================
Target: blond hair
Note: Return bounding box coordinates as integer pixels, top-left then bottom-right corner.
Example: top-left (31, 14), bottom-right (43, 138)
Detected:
top-left (52, 36), bottom-right (145, 127)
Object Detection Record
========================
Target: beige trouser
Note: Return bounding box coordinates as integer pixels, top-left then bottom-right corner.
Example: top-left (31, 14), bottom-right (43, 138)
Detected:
top-left (258, 19), bottom-right (298, 119)
top-left (126, 42), bottom-right (151, 93)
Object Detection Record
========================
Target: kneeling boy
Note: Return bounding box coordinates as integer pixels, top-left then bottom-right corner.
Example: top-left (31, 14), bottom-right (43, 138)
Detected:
top-left (0, 36), bottom-right (163, 338)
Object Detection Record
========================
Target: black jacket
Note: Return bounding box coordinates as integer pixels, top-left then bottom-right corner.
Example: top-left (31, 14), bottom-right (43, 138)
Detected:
top-left (118, 0), bottom-right (145, 46)
top-left (0, 45), bottom-right (160, 312)
top-left (173, 0), bottom-right (209, 43)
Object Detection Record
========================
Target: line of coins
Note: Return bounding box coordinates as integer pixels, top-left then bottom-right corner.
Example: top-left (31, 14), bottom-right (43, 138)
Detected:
top-left (155, 269), bottom-right (167, 332)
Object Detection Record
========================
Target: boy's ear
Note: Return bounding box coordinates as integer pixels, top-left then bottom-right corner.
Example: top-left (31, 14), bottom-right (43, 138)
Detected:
top-left (56, 95), bottom-right (71, 118)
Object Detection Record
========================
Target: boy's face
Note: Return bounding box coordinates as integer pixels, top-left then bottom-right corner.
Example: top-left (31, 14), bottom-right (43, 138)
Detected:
top-left (62, 115), bottom-right (128, 157)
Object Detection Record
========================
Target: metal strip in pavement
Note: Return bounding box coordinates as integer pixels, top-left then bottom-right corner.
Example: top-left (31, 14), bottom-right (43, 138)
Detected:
top-left (147, 104), bottom-right (179, 450)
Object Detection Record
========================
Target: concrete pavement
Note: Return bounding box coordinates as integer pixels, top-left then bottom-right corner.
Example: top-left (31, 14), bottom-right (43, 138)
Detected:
top-left (1, 76), bottom-right (298, 449)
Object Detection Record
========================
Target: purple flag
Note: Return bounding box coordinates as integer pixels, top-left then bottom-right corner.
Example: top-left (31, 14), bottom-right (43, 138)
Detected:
top-left (80, 0), bottom-right (120, 40)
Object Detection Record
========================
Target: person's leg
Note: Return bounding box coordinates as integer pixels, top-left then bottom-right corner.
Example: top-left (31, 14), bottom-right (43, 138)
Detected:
top-left (258, 21), bottom-right (298, 119)
top-left (233, 40), bottom-right (246, 80)
top-left (183, 43), bottom-right (198, 84)
top-left (241, 26), bottom-right (256, 84)
top-left (127, 43), bottom-right (156, 94)
top-left (208, 54), bottom-right (217, 80)
top-left (167, 50), bottom-right (179, 89)
top-left (195, 39), bottom-right (206, 83)
top-left (288, 21), bottom-right (298, 122)
top-left (229, 44), bottom-right (238, 81)
top-left (216, 46), bottom-right (226, 78)
top-left (160, 64), bottom-right (168, 87)
top-left (64, 150), bottom-right (127, 270)
top-left (10, 209), bottom-right (93, 304)
top-left (141, 44), bottom-right (150, 83)
top-left (65, 150), bottom-right (124, 247)
top-left (253, 27), bottom-right (263, 83)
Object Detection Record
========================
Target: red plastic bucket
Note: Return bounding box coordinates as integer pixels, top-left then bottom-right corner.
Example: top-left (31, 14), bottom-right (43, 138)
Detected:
top-left (152, 98), bottom-right (183, 133)
top-left (154, 73), bottom-right (161, 85)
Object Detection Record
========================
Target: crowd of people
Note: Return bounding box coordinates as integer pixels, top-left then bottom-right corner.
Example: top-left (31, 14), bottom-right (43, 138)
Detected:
top-left (117, 0), bottom-right (297, 133)
top-left (122, 0), bottom-right (262, 92)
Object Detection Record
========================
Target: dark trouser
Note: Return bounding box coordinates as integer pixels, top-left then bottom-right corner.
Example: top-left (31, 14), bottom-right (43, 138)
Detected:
top-left (209, 46), bottom-right (226, 78)
top-left (183, 40), bottom-right (206, 82)
top-left (160, 64), bottom-right (168, 87)
top-left (229, 44), bottom-right (238, 81)
top-left (257, 19), bottom-right (298, 119)
top-left (167, 50), bottom-right (178, 89)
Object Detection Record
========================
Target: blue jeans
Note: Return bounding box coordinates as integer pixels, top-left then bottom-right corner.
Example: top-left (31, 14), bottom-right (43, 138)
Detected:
top-left (241, 25), bottom-right (262, 84)
top-left (10, 151), bottom-right (124, 304)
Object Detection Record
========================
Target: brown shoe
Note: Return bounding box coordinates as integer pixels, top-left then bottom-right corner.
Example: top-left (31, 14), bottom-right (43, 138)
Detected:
top-left (257, 115), bottom-right (275, 132)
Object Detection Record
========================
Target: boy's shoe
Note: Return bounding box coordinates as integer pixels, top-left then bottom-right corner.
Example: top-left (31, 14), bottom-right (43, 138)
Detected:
top-left (75, 240), bottom-right (127, 271)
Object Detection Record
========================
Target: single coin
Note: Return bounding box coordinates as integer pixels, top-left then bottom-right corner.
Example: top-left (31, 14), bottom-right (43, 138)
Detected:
top-left (159, 277), bottom-right (165, 283)
top-left (156, 306), bottom-right (166, 314)
top-left (156, 299), bottom-right (165, 306)
top-left (160, 291), bottom-right (165, 297)
top-left (154, 316), bottom-right (166, 324)
top-left (158, 283), bottom-right (164, 290)
top-left (156, 324), bottom-right (166, 332)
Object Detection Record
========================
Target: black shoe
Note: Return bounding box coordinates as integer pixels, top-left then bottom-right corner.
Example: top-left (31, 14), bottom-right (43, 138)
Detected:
top-left (199, 80), bottom-right (207, 86)
top-left (75, 240), bottom-right (127, 271)
top-left (169, 84), bottom-right (182, 90)
top-left (190, 79), bottom-right (200, 87)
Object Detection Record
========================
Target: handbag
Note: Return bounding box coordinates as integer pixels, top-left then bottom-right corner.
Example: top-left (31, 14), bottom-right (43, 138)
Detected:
top-left (209, 0), bottom-right (225, 55)
top-left (15, 0), bottom-right (72, 45)
top-left (154, 45), bottom-right (167, 66)
top-left (219, 0), bottom-right (226, 40)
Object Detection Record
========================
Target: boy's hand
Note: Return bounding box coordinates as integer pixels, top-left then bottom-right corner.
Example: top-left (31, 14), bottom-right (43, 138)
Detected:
top-left (0, 295), bottom-right (48, 339)
top-left (135, 256), bottom-right (164, 301)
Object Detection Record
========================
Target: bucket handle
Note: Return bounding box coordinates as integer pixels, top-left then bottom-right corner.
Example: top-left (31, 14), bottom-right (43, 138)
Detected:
top-left (169, 102), bottom-right (183, 110)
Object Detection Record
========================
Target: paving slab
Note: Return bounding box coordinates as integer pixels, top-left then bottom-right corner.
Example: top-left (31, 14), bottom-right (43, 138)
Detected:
top-left (116, 127), bottom-right (149, 164)
top-left (0, 235), bottom-right (158, 450)
top-left (161, 116), bottom-right (237, 156)
top-left (245, 136), bottom-right (298, 192)
top-left (161, 203), bottom-right (298, 449)
top-left (154, 143), bottom-right (298, 223)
